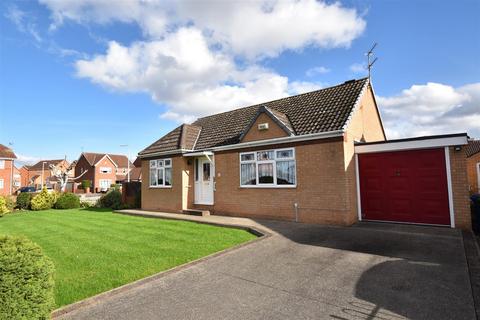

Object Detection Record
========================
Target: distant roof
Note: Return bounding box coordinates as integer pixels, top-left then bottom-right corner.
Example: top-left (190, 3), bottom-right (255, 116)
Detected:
top-left (0, 144), bottom-right (17, 159)
top-left (129, 167), bottom-right (142, 181)
top-left (466, 140), bottom-right (480, 157)
top-left (81, 152), bottom-right (133, 168)
top-left (29, 159), bottom-right (64, 171)
top-left (140, 78), bottom-right (371, 156)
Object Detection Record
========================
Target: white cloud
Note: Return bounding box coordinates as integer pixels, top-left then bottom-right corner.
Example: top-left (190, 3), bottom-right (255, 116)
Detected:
top-left (350, 62), bottom-right (365, 74)
top-left (306, 66), bottom-right (330, 77)
top-left (5, 5), bottom-right (42, 42)
top-left (289, 81), bottom-right (324, 95)
top-left (40, 0), bottom-right (365, 59)
top-left (75, 28), bottom-right (295, 120)
top-left (377, 82), bottom-right (480, 139)
top-left (174, 0), bottom-right (366, 59)
top-left (39, 0), bottom-right (366, 122)
top-left (15, 153), bottom-right (41, 166)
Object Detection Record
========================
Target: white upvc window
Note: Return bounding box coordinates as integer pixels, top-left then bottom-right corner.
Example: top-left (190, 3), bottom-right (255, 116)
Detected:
top-left (0, 179), bottom-right (4, 189)
top-left (240, 148), bottom-right (296, 188)
top-left (149, 159), bottom-right (172, 188)
top-left (99, 179), bottom-right (111, 190)
top-left (100, 167), bottom-right (112, 174)
top-left (0, 160), bottom-right (4, 169)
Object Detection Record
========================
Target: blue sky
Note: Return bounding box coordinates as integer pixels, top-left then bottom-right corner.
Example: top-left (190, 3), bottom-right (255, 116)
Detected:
top-left (0, 0), bottom-right (479, 165)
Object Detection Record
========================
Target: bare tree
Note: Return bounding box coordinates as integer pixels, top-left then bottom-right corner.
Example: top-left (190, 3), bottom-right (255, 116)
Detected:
top-left (49, 161), bottom-right (88, 192)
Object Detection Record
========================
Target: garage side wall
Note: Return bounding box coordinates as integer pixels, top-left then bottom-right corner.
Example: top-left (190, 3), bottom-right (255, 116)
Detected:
top-left (449, 146), bottom-right (471, 229)
top-left (344, 85), bottom-right (386, 225)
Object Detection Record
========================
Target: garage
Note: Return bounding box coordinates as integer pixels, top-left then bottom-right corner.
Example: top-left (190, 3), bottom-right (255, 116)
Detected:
top-left (355, 134), bottom-right (469, 227)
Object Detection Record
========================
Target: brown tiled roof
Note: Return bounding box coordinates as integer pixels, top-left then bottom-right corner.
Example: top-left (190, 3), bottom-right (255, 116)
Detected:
top-left (0, 144), bottom-right (17, 159)
top-left (139, 124), bottom-right (201, 155)
top-left (82, 153), bottom-right (132, 168)
top-left (29, 159), bottom-right (64, 171)
top-left (129, 167), bottom-right (142, 181)
top-left (466, 140), bottom-right (480, 157)
top-left (133, 157), bottom-right (141, 167)
top-left (140, 78), bottom-right (369, 155)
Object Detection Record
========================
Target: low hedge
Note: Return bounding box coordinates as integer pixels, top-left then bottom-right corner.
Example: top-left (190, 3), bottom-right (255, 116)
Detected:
top-left (16, 192), bottom-right (33, 210)
top-left (54, 192), bottom-right (80, 209)
top-left (31, 188), bottom-right (57, 211)
top-left (99, 190), bottom-right (122, 210)
top-left (0, 235), bottom-right (55, 319)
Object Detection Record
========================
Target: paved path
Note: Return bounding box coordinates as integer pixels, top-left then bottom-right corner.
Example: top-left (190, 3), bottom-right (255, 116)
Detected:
top-left (59, 211), bottom-right (476, 320)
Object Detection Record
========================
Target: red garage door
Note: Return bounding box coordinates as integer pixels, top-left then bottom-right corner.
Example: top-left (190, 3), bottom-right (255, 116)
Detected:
top-left (358, 148), bottom-right (450, 225)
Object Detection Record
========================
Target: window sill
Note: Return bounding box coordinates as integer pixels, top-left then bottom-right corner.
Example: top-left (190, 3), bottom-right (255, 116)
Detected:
top-left (239, 185), bottom-right (296, 189)
top-left (149, 186), bottom-right (173, 189)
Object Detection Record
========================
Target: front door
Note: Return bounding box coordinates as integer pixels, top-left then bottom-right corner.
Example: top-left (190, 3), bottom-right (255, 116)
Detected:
top-left (194, 157), bottom-right (214, 205)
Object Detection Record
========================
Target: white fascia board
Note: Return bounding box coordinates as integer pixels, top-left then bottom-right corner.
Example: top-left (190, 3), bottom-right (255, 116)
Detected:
top-left (137, 149), bottom-right (190, 158)
top-left (210, 130), bottom-right (344, 152)
top-left (355, 136), bottom-right (468, 154)
top-left (183, 151), bottom-right (214, 157)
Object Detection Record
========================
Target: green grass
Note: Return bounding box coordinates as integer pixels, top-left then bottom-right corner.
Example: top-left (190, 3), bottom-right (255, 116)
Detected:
top-left (0, 209), bottom-right (256, 308)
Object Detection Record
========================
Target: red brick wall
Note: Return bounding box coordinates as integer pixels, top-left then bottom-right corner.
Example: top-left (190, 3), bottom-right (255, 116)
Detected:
top-left (93, 157), bottom-right (117, 191)
top-left (241, 113), bottom-right (289, 143)
top-left (0, 159), bottom-right (14, 196)
top-left (141, 155), bottom-right (191, 213)
top-left (74, 156), bottom-right (95, 190)
top-left (207, 138), bottom-right (356, 225)
top-left (467, 152), bottom-right (480, 195)
top-left (449, 146), bottom-right (471, 229)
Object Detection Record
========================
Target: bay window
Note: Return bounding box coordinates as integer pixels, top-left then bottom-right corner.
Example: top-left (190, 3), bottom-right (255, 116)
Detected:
top-left (240, 148), bottom-right (296, 187)
top-left (149, 158), bottom-right (172, 187)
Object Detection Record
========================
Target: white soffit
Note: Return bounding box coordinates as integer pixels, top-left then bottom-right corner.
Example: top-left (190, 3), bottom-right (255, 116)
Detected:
top-left (355, 135), bottom-right (468, 154)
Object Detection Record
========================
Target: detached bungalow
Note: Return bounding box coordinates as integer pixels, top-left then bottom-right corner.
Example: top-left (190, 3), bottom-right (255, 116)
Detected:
top-left (138, 78), bottom-right (471, 229)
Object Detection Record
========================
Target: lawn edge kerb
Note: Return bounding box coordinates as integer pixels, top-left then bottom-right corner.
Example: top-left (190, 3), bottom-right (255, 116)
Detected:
top-left (51, 214), bottom-right (270, 319)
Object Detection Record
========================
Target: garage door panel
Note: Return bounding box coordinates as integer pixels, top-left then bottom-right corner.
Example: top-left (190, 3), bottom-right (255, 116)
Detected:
top-left (359, 148), bottom-right (450, 226)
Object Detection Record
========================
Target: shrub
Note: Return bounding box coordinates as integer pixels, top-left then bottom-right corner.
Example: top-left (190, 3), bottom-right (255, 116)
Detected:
top-left (31, 188), bottom-right (57, 211)
top-left (16, 192), bottom-right (33, 210)
top-left (99, 190), bottom-right (122, 210)
top-left (80, 200), bottom-right (94, 208)
top-left (0, 197), bottom-right (10, 217)
top-left (54, 192), bottom-right (80, 209)
top-left (0, 235), bottom-right (55, 319)
top-left (81, 180), bottom-right (91, 190)
top-left (0, 196), bottom-right (14, 217)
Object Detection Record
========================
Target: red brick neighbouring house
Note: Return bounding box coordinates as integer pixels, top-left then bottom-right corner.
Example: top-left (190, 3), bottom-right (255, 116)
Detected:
top-left (75, 153), bottom-right (133, 192)
top-left (0, 144), bottom-right (17, 196)
top-left (466, 140), bottom-right (480, 194)
top-left (138, 78), bottom-right (471, 229)
top-left (26, 159), bottom-right (70, 190)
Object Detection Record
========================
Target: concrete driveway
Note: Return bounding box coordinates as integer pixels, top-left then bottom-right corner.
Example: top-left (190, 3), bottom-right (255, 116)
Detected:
top-left (59, 219), bottom-right (475, 320)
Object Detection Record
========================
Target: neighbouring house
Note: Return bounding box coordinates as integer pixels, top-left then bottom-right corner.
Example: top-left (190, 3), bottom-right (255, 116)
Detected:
top-left (12, 166), bottom-right (21, 192)
top-left (0, 144), bottom-right (17, 196)
top-left (26, 159), bottom-right (70, 190)
top-left (466, 140), bottom-right (480, 194)
top-left (75, 153), bottom-right (133, 192)
top-left (19, 165), bottom-right (30, 188)
top-left (138, 78), bottom-right (471, 229)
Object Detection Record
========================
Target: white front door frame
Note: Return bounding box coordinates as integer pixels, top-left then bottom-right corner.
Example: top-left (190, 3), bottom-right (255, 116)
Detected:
top-left (194, 156), bottom-right (215, 205)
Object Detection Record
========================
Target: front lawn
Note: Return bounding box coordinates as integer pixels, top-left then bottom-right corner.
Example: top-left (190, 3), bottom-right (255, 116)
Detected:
top-left (0, 209), bottom-right (256, 308)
